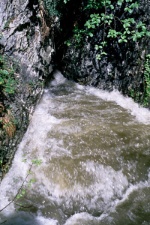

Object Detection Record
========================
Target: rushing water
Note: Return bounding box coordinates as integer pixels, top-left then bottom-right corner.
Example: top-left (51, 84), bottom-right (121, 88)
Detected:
top-left (0, 71), bottom-right (150, 225)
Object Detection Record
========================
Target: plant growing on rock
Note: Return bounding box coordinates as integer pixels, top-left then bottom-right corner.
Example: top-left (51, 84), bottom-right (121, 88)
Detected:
top-left (42, 0), bottom-right (60, 16)
top-left (64, 0), bottom-right (150, 60)
top-left (0, 110), bottom-right (16, 138)
top-left (0, 55), bottom-right (16, 96)
top-left (0, 55), bottom-right (17, 132)
top-left (143, 54), bottom-right (150, 106)
top-left (0, 157), bottom-right (42, 216)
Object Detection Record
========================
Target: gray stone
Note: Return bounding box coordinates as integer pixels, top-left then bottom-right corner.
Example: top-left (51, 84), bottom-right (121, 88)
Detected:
top-left (0, 0), bottom-right (56, 176)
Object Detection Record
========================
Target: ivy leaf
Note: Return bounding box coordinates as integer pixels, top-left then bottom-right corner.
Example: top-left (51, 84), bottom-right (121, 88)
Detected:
top-left (95, 45), bottom-right (99, 50)
top-left (0, 77), bottom-right (4, 85)
top-left (0, 69), bottom-right (9, 76)
top-left (4, 87), bottom-right (15, 94)
top-left (146, 31), bottom-right (150, 37)
top-left (117, 0), bottom-right (123, 6)
top-left (110, 5), bottom-right (114, 9)
top-left (88, 32), bottom-right (94, 37)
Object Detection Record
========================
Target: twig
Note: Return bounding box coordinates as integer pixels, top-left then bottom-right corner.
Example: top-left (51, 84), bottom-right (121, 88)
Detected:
top-left (14, 203), bottom-right (33, 209)
top-left (0, 164), bottom-right (33, 212)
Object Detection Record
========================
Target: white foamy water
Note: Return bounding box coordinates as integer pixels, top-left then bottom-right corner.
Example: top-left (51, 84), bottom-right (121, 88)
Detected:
top-left (0, 72), bottom-right (150, 225)
top-left (83, 87), bottom-right (150, 124)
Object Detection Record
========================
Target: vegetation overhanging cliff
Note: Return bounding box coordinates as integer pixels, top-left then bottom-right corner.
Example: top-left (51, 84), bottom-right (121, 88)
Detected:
top-left (52, 0), bottom-right (150, 106)
top-left (0, 0), bottom-right (150, 177)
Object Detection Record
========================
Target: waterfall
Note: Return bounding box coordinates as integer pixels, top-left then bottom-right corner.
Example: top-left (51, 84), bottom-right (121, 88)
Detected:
top-left (0, 71), bottom-right (150, 225)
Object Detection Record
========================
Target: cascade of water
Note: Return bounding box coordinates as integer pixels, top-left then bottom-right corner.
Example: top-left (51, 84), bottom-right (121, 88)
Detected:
top-left (0, 71), bottom-right (150, 225)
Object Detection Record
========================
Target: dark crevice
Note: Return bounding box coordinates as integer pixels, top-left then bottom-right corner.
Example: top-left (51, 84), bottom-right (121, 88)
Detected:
top-left (53, 0), bottom-right (84, 65)
top-left (27, 0), bottom-right (39, 24)
top-left (15, 22), bottom-right (30, 32)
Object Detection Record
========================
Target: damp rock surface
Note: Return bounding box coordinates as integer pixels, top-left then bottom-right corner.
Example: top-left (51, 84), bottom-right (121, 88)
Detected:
top-left (0, 0), bottom-right (55, 176)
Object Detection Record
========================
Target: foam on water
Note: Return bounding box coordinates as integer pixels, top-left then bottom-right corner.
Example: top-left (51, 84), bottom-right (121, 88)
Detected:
top-left (76, 81), bottom-right (150, 124)
top-left (36, 215), bottom-right (58, 225)
top-left (51, 72), bottom-right (150, 125)
top-left (50, 71), bottom-right (66, 86)
top-left (31, 161), bottom-right (128, 210)
top-left (64, 212), bottom-right (95, 225)
top-left (0, 72), bottom-right (150, 225)
top-left (63, 175), bottom-right (150, 225)
top-left (83, 86), bottom-right (150, 124)
top-left (114, 170), bottom-right (150, 207)
top-left (0, 91), bottom-right (63, 218)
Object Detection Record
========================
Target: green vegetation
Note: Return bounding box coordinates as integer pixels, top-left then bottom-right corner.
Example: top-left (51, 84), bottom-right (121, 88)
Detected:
top-left (65, 0), bottom-right (150, 59)
top-left (0, 54), bottom-right (16, 95)
top-left (0, 159), bottom-right (42, 213)
top-left (41, 0), bottom-right (150, 106)
top-left (32, 158), bottom-right (43, 166)
top-left (42, 0), bottom-right (70, 16)
top-left (42, 0), bottom-right (59, 16)
top-left (4, 19), bottom-right (12, 29)
top-left (63, 0), bottom-right (69, 3)
top-left (0, 54), bottom-right (17, 139)
top-left (16, 159), bottom-right (42, 201)
top-left (0, 158), bottom-right (42, 213)
top-left (0, 53), bottom-right (17, 172)
top-left (143, 54), bottom-right (150, 106)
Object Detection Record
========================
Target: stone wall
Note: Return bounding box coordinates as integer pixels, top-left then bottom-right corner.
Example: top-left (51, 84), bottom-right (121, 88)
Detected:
top-left (0, 0), bottom-right (55, 177)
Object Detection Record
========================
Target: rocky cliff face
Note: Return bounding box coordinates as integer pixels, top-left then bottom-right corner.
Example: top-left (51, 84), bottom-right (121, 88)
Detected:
top-left (0, 0), bottom-right (55, 177)
top-left (0, 0), bottom-right (55, 80)
top-left (58, 0), bottom-right (150, 105)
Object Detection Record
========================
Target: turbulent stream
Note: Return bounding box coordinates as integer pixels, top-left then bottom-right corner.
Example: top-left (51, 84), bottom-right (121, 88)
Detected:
top-left (0, 71), bottom-right (150, 225)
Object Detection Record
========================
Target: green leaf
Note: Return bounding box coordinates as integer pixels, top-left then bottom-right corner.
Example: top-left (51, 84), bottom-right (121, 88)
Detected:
top-left (101, 52), bottom-right (107, 55)
top-left (110, 5), bottom-right (114, 9)
top-left (32, 159), bottom-right (42, 166)
top-left (0, 69), bottom-right (9, 76)
top-left (96, 54), bottom-right (101, 60)
top-left (0, 77), bottom-right (4, 84)
top-left (117, 0), bottom-right (124, 6)
top-left (4, 87), bottom-right (15, 94)
top-left (95, 45), bottom-right (99, 50)
top-left (146, 31), bottom-right (150, 37)
top-left (88, 32), bottom-right (93, 37)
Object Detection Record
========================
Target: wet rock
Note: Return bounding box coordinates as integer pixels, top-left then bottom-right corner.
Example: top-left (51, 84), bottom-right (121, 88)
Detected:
top-left (59, 0), bottom-right (150, 106)
top-left (0, 0), bottom-right (56, 177)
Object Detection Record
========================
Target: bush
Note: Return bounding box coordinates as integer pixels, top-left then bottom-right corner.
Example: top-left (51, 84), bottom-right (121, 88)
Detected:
top-left (0, 55), bottom-right (16, 96)
top-left (144, 54), bottom-right (150, 106)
